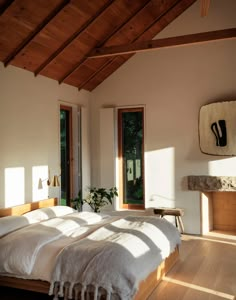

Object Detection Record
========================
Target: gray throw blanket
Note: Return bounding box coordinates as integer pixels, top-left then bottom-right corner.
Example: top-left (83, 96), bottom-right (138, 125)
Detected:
top-left (49, 215), bottom-right (181, 300)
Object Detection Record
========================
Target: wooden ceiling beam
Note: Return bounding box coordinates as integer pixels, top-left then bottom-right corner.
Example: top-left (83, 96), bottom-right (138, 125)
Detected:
top-left (4, 0), bottom-right (70, 67)
top-left (81, 0), bottom-right (203, 90)
top-left (79, 0), bottom-right (185, 90)
top-left (59, 0), bottom-right (153, 84)
top-left (88, 28), bottom-right (236, 58)
top-left (34, 0), bottom-right (115, 76)
top-left (70, 0), bottom-right (184, 88)
top-left (0, 0), bottom-right (15, 16)
top-left (78, 58), bottom-right (117, 91)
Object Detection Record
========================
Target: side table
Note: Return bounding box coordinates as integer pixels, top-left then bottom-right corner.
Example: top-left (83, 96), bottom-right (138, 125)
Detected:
top-left (153, 207), bottom-right (184, 233)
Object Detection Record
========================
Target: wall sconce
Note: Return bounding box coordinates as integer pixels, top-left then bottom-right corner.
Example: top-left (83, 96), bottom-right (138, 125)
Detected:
top-left (38, 177), bottom-right (50, 189)
top-left (50, 175), bottom-right (60, 187)
top-left (38, 178), bottom-right (44, 189)
top-left (38, 170), bottom-right (60, 189)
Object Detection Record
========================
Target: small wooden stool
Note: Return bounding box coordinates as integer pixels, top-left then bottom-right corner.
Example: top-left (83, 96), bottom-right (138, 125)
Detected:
top-left (153, 207), bottom-right (184, 233)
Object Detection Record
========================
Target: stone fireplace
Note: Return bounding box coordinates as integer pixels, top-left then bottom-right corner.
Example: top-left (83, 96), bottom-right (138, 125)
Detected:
top-left (188, 176), bottom-right (236, 234)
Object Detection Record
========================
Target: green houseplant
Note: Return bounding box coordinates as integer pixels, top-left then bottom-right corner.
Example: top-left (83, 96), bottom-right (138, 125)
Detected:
top-left (72, 187), bottom-right (118, 213)
top-left (84, 187), bottom-right (118, 213)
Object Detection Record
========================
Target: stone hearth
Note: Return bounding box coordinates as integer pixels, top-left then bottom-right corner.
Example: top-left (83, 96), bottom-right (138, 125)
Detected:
top-left (188, 175), bottom-right (236, 192)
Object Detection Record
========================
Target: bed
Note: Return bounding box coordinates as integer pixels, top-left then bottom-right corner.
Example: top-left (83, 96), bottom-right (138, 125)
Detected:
top-left (0, 198), bottom-right (181, 300)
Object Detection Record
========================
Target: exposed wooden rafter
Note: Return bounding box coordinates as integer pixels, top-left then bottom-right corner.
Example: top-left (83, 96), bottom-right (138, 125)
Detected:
top-left (0, 0), bottom-right (212, 91)
top-left (58, 0), bottom-right (153, 84)
top-left (79, 57), bottom-right (120, 91)
top-left (0, 0), bottom-right (14, 16)
top-left (88, 28), bottom-right (236, 59)
top-left (34, 0), bottom-right (115, 77)
top-left (81, 0), bottom-right (196, 91)
top-left (4, 0), bottom-right (70, 67)
top-left (78, 0), bottom-right (182, 90)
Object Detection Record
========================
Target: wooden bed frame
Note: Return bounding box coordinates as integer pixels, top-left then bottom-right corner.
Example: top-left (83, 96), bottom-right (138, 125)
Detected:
top-left (0, 198), bottom-right (179, 299)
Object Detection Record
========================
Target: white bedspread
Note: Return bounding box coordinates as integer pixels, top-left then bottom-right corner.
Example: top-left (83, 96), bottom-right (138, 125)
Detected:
top-left (49, 215), bottom-right (181, 300)
top-left (0, 212), bottom-right (181, 300)
top-left (0, 212), bottom-right (110, 276)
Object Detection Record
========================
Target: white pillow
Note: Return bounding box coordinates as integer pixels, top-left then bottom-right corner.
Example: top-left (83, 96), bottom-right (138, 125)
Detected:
top-left (23, 206), bottom-right (76, 222)
top-left (0, 216), bottom-right (31, 237)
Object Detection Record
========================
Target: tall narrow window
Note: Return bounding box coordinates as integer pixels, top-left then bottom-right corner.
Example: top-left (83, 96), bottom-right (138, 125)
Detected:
top-left (60, 106), bottom-right (72, 206)
top-left (118, 108), bottom-right (145, 209)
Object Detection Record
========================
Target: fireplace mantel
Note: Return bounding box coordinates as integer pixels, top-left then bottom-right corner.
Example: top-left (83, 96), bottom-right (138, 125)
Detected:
top-left (187, 175), bottom-right (236, 192)
top-left (187, 176), bottom-right (236, 234)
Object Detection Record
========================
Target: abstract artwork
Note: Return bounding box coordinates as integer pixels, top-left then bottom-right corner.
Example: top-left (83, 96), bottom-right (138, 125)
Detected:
top-left (199, 101), bottom-right (236, 155)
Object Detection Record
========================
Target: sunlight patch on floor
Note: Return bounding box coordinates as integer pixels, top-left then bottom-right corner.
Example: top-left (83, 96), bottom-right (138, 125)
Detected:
top-left (163, 276), bottom-right (235, 300)
top-left (206, 230), bottom-right (236, 240)
top-left (181, 234), bottom-right (236, 246)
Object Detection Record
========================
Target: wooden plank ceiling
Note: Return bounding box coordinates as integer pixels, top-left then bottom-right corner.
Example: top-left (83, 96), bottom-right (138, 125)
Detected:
top-left (0, 0), bottom-right (221, 91)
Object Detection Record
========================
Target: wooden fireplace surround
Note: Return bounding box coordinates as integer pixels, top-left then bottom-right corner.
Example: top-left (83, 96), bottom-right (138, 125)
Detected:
top-left (201, 191), bottom-right (236, 234)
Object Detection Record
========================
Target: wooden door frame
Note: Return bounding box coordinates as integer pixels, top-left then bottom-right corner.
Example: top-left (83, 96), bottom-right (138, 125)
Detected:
top-left (118, 107), bottom-right (145, 210)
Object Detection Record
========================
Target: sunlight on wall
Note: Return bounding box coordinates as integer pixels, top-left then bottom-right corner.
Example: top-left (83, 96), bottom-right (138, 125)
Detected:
top-left (208, 157), bottom-right (236, 176)
top-left (146, 147), bottom-right (175, 208)
top-left (5, 167), bottom-right (24, 207)
top-left (201, 192), bottom-right (210, 234)
top-left (32, 165), bottom-right (49, 201)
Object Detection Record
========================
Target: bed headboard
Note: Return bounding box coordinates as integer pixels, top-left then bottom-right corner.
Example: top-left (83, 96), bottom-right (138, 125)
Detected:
top-left (0, 198), bottom-right (58, 217)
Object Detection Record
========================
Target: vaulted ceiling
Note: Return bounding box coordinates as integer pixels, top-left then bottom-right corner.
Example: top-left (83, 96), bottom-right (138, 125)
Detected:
top-left (0, 0), bottom-right (234, 91)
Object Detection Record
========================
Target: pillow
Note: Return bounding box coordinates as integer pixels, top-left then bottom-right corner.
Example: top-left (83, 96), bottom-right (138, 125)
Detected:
top-left (23, 206), bottom-right (76, 222)
top-left (0, 215), bottom-right (31, 237)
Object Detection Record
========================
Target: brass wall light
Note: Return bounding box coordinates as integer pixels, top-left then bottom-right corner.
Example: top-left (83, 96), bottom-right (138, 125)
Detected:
top-left (38, 177), bottom-right (51, 189)
top-left (38, 170), bottom-right (60, 189)
top-left (50, 175), bottom-right (60, 187)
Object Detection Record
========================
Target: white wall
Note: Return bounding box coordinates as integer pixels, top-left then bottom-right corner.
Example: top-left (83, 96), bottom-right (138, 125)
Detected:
top-left (90, 0), bottom-right (236, 234)
top-left (0, 63), bottom-right (91, 207)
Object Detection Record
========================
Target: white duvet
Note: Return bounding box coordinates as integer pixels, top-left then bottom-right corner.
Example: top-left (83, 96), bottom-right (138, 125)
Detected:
top-left (0, 212), bottom-right (181, 300)
top-left (0, 212), bottom-right (110, 276)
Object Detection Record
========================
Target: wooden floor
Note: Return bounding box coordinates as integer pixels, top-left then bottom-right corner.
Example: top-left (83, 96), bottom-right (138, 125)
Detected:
top-left (149, 233), bottom-right (236, 300)
top-left (1, 233), bottom-right (236, 300)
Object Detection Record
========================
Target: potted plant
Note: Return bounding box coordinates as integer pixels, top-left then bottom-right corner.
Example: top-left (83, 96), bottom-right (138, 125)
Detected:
top-left (71, 187), bottom-right (118, 213)
top-left (83, 187), bottom-right (118, 213)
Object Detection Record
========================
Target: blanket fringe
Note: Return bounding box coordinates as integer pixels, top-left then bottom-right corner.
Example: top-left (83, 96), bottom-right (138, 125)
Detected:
top-left (81, 284), bottom-right (86, 300)
top-left (69, 282), bottom-right (74, 299)
top-left (49, 281), bottom-right (120, 300)
top-left (74, 285), bottom-right (80, 300)
top-left (106, 287), bottom-right (111, 300)
top-left (93, 285), bottom-right (98, 300)
top-left (64, 282), bottom-right (70, 300)
top-left (59, 280), bottom-right (65, 297)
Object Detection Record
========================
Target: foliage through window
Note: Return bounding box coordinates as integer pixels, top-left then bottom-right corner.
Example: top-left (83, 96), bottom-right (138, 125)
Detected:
top-left (118, 108), bottom-right (144, 209)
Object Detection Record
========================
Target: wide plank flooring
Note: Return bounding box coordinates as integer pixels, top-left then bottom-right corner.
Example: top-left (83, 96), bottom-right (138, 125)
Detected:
top-left (0, 233), bottom-right (235, 299)
top-left (149, 233), bottom-right (236, 300)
